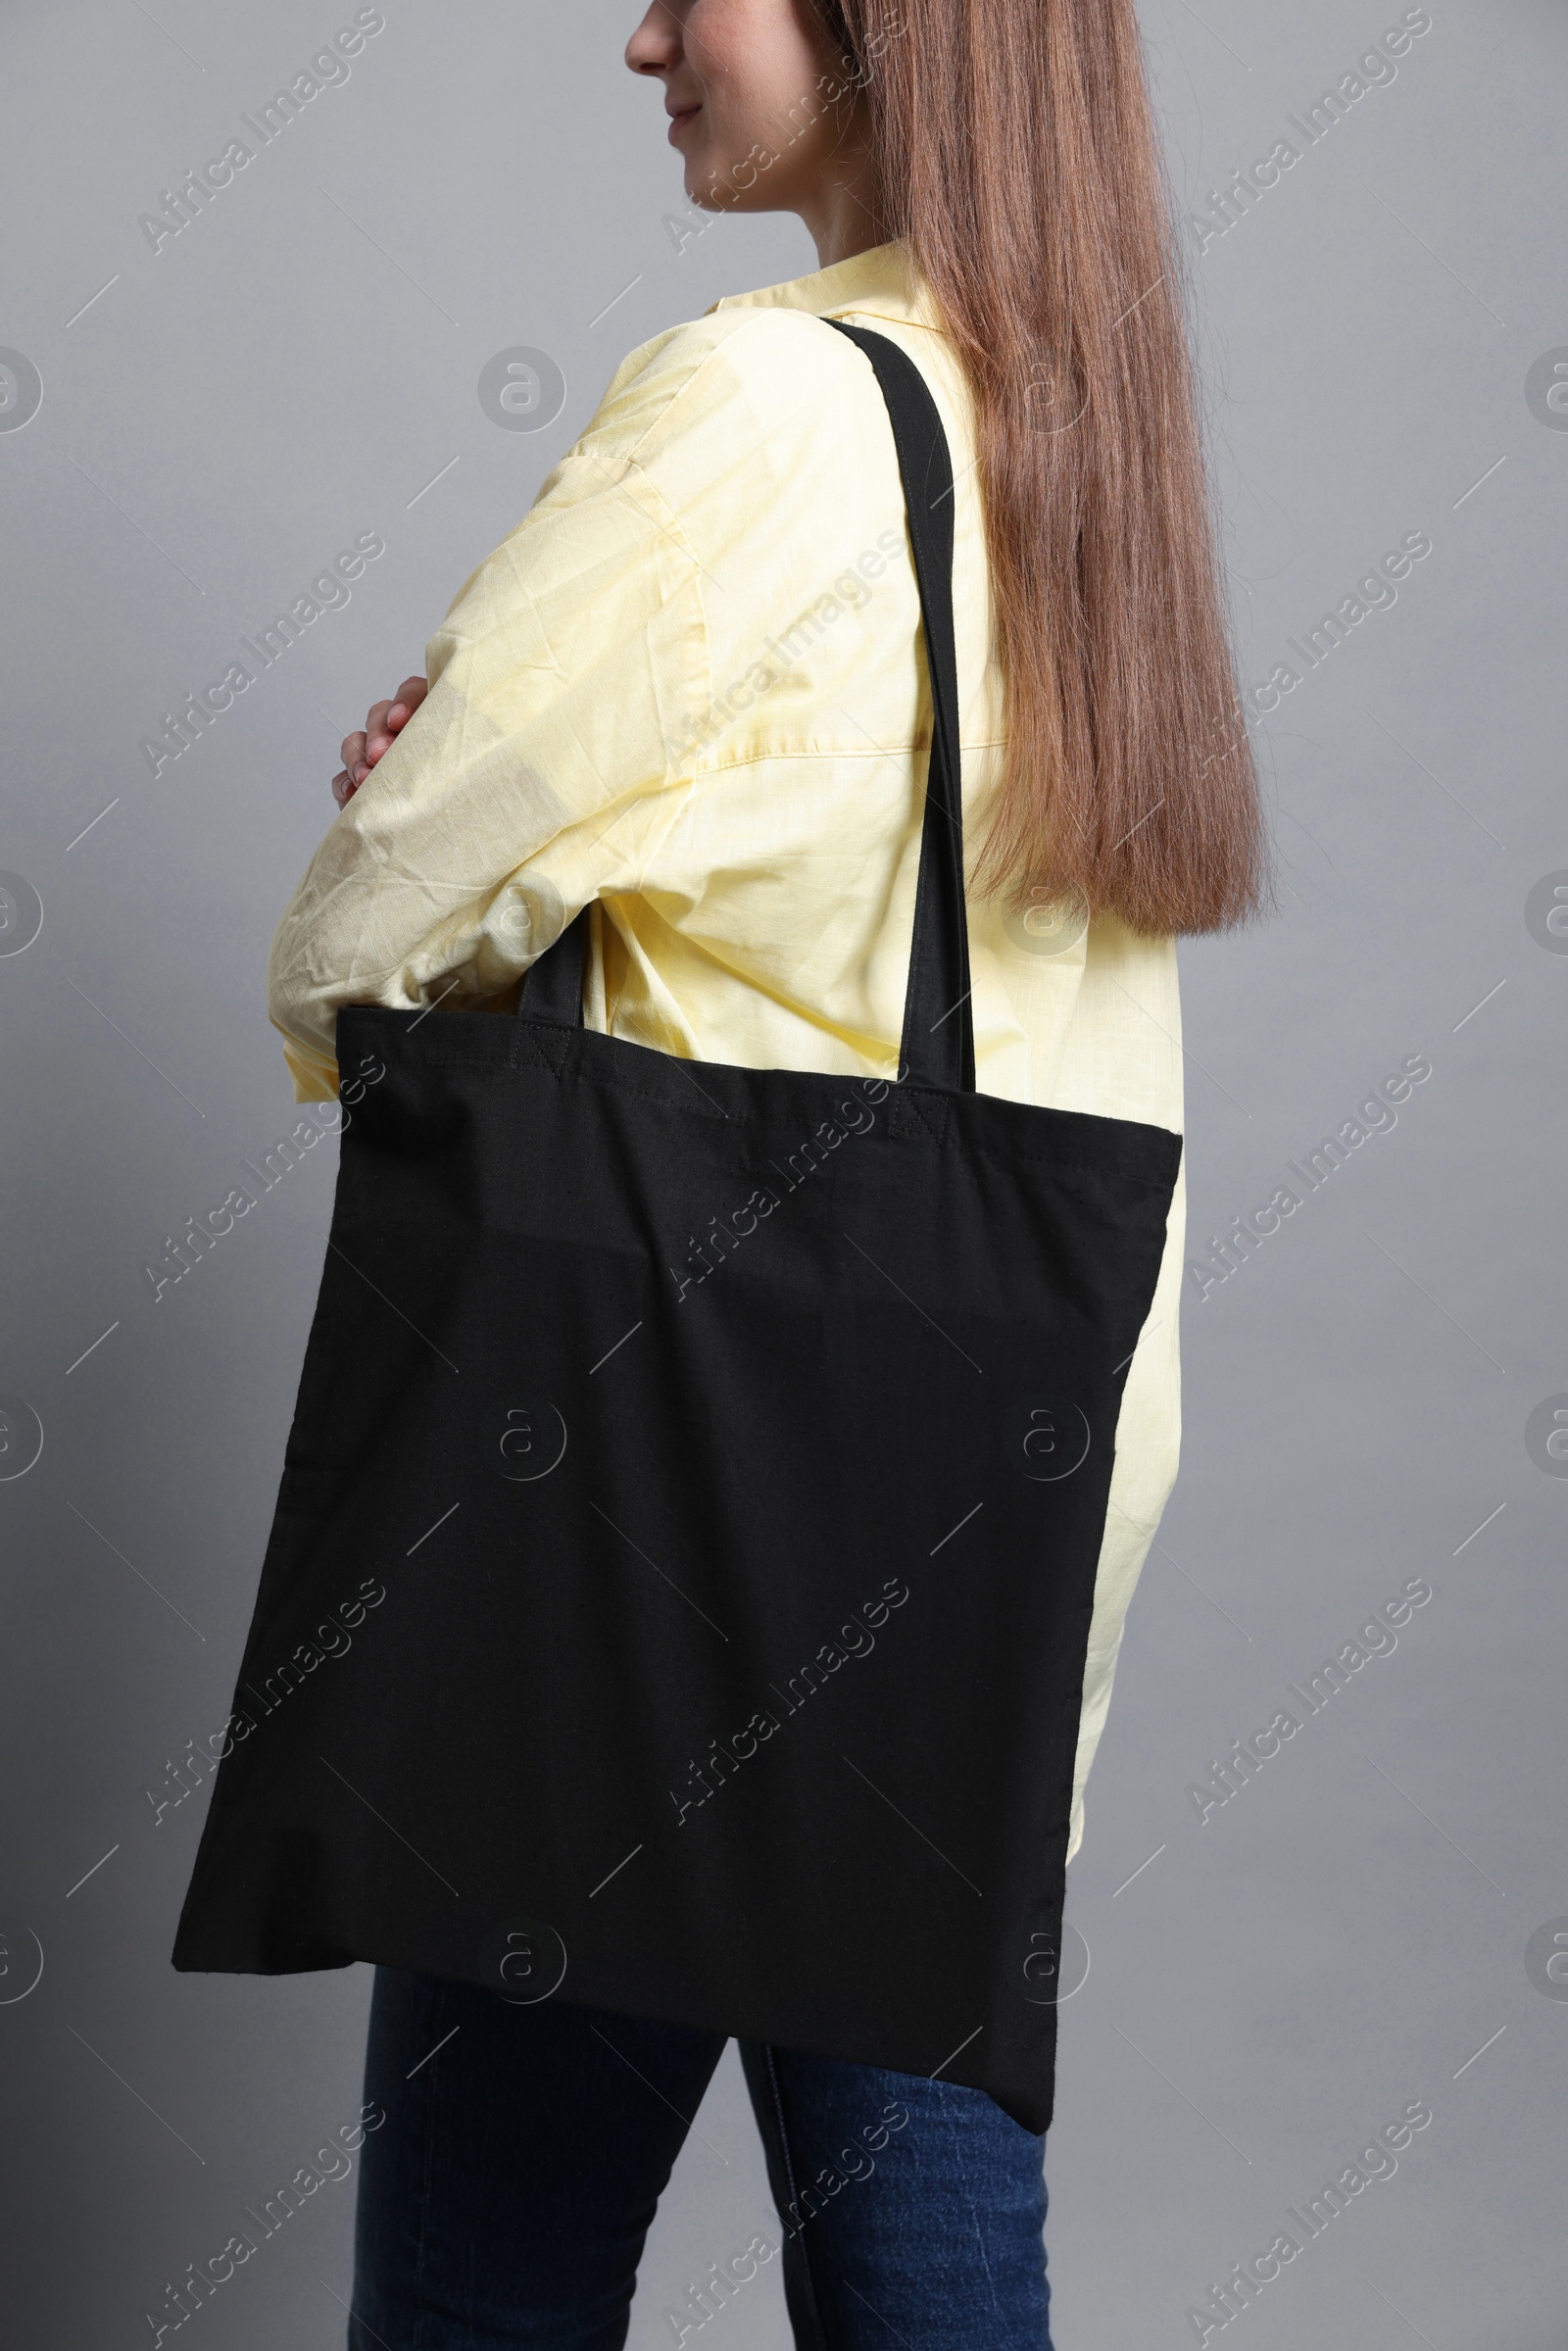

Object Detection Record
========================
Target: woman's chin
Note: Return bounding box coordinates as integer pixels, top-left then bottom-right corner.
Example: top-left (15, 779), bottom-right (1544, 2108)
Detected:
top-left (687, 170), bottom-right (748, 218)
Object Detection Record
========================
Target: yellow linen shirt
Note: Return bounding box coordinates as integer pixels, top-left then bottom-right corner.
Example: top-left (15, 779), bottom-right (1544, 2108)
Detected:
top-left (266, 236), bottom-right (1186, 1865)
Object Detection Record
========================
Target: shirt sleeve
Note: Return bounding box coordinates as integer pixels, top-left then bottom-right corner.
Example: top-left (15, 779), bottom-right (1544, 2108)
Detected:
top-left (265, 324), bottom-right (728, 1102)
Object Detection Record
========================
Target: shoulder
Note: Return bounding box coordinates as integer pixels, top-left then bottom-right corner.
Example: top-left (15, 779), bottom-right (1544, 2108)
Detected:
top-left (435, 309), bottom-right (889, 635)
top-left (513, 305), bottom-right (908, 581)
top-left (569, 304), bottom-right (877, 474)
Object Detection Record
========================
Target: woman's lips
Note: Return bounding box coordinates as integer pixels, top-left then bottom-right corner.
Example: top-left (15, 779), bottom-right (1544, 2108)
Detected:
top-left (667, 103), bottom-right (701, 143)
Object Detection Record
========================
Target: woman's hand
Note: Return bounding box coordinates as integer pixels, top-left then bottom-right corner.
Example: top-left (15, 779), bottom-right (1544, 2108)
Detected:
top-left (332, 676), bottom-right (429, 809)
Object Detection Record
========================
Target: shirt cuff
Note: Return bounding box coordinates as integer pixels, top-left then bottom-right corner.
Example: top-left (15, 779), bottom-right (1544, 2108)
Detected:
top-left (279, 1034), bottom-right (340, 1103)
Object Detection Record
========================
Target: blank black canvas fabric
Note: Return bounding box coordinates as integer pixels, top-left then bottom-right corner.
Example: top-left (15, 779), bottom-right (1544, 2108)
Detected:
top-left (172, 323), bottom-right (1181, 2133)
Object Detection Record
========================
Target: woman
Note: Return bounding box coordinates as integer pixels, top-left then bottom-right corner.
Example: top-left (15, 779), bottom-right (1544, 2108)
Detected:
top-left (257, 1), bottom-right (1262, 2341)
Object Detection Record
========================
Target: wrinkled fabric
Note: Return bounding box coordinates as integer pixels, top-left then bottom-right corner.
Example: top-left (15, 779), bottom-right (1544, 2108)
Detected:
top-left (264, 238), bottom-right (1185, 1865)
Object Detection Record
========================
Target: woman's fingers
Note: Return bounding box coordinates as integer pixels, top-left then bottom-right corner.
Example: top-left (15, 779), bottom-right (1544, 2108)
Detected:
top-left (368, 676), bottom-right (429, 760)
top-left (333, 677), bottom-right (430, 808)
top-left (363, 699), bottom-right (395, 759)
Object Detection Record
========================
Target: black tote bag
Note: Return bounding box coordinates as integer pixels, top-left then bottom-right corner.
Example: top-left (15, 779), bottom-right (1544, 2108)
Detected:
top-left (172, 322), bottom-right (1181, 2132)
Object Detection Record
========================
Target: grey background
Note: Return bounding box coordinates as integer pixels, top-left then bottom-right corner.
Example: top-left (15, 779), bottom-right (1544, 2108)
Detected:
top-left (1, 0), bottom-right (1563, 2342)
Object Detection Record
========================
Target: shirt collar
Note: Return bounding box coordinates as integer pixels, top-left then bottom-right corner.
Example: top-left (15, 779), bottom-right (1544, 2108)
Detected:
top-left (706, 237), bottom-right (940, 332)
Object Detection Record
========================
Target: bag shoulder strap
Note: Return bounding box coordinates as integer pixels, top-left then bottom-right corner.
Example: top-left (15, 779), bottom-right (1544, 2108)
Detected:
top-left (826, 319), bottom-right (971, 1091)
top-left (522, 891), bottom-right (587, 1025)
top-left (525, 318), bottom-right (974, 1094)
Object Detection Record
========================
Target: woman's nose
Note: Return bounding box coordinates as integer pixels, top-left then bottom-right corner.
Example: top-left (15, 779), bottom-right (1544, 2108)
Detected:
top-left (624, 2), bottom-right (680, 75)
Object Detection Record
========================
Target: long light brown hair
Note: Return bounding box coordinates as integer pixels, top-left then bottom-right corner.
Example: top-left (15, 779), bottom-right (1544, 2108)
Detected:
top-left (813, 0), bottom-right (1266, 934)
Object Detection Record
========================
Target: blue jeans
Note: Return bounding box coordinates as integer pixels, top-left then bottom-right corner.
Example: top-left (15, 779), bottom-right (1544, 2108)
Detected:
top-left (351, 1965), bottom-right (1053, 2349)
